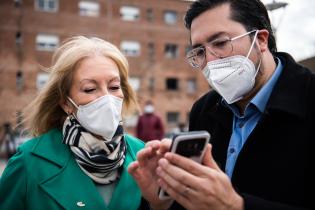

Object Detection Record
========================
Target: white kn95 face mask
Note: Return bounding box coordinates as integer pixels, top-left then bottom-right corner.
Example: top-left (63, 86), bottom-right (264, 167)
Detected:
top-left (68, 95), bottom-right (123, 140)
top-left (202, 30), bottom-right (261, 104)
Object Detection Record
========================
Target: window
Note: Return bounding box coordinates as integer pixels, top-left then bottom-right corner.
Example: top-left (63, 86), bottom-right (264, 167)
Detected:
top-left (14, 0), bottom-right (22, 8)
top-left (36, 73), bottom-right (49, 90)
top-left (187, 78), bottom-right (197, 94)
top-left (120, 41), bottom-right (141, 57)
top-left (16, 70), bottom-right (24, 92)
top-left (167, 112), bottom-right (179, 124)
top-left (148, 42), bottom-right (155, 60)
top-left (164, 10), bottom-right (177, 25)
top-left (165, 44), bottom-right (178, 59)
top-left (149, 77), bottom-right (155, 92)
top-left (146, 8), bottom-right (153, 22)
top-left (35, 0), bottom-right (58, 12)
top-left (79, 1), bottom-right (99, 17)
top-left (16, 31), bottom-right (22, 46)
top-left (36, 34), bottom-right (59, 51)
top-left (128, 76), bottom-right (141, 91)
top-left (120, 6), bottom-right (140, 21)
top-left (166, 78), bottom-right (178, 90)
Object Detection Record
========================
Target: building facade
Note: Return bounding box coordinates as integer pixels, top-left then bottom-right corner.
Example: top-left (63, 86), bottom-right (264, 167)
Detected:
top-left (300, 56), bottom-right (315, 73)
top-left (0, 0), bottom-right (209, 136)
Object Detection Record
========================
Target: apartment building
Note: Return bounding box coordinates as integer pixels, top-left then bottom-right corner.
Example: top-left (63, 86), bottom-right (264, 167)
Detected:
top-left (0, 0), bottom-right (209, 135)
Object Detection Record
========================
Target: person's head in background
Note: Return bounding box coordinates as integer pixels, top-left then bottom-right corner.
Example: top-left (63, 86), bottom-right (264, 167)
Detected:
top-left (185, 0), bottom-right (278, 109)
top-left (24, 36), bottom-right (138, 137)
top-left (143, 100), bottom-right (155, 114)
top-left (3, 123), bottom-right (12, 133)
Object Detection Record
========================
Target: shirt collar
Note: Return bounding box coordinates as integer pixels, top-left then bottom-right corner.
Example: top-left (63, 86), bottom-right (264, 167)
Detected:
top-left (251, 57), bottom-right (283, 113)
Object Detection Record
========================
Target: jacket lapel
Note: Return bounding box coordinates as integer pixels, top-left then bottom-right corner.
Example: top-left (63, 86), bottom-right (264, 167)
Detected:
top-left (265, 52), bottom-right (308, 119)
top-left (245, 52), bottom-right (308, 144)
top-left (204, 93), bottom-right (233, 169)
top-left (31, 129), bottom-right (107, 210)
top-left (234, 53), bottom-right (309, 172)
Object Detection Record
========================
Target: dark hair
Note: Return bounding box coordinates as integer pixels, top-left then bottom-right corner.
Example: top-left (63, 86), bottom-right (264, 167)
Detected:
top-left (184, 0), bottom-right (277, 55)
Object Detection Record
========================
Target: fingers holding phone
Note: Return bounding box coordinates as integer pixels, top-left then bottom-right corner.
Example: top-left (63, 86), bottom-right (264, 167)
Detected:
top-left (158, 131), bottom-right (210, 200)
top-left (156, 132), bottom-right (243, 210)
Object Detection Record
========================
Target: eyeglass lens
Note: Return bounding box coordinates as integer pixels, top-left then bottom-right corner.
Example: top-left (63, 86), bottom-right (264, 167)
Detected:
top-left (187, 38), bottom-right (233, 68)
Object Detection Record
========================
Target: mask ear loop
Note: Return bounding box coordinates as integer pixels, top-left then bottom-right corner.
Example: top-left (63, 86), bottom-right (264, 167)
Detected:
top-left (246, 30), bottom-right (259, 59)
top-left (67, 97), bottom-right (79, 109)
top-left (243, 30), bottom-right (261, 79)
top-left (220, 30), bottom-right (260, 83)
top-left (250, 30), bottom-right (262, 82)
top-left (67, 97), bottom-right (80, 120)
top-left (251, 58), bottom-right (262, 85)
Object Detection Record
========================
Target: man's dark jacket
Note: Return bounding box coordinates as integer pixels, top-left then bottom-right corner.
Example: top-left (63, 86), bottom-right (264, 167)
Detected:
top-left (184, 53), bottom-right (314, 210)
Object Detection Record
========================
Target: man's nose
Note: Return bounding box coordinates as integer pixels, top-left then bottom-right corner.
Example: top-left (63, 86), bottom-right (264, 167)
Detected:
top-left (200, 48), bottom-right (218, 69)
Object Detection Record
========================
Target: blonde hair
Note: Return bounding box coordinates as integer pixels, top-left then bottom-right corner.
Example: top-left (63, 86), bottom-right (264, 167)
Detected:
top-left (24, 36), bottom-right (138, 136)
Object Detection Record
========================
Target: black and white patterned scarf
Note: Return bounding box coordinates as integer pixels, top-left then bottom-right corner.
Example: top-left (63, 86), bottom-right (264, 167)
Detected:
top-left (62, 116), bottom-right (126, 184)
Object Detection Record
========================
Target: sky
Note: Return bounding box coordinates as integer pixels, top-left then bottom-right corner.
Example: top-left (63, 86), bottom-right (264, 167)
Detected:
top-left (261, 0), bottom-right (315, 61)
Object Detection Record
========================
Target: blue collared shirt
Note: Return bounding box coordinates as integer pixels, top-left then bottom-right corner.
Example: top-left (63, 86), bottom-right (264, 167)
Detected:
top-left (224, 57), bottom-right (283, 178)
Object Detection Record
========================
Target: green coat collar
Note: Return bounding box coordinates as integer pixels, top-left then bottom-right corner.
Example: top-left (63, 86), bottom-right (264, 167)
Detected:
top-left (31, 129), bottom-right (142, 210)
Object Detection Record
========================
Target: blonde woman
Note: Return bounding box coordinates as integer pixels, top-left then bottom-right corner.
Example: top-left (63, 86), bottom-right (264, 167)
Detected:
top-left (0, 36), bottom-right (169, 210)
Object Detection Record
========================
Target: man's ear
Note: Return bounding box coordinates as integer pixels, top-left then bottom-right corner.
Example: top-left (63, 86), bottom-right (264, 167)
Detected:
top-left (256, 29), bottom-right (269, 53)
top-left (59, 99), bottom-right (74, 115)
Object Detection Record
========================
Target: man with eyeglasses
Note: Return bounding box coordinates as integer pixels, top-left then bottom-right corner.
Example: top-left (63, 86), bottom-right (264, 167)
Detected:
top-left (129, 0), bottom-right (315, 210)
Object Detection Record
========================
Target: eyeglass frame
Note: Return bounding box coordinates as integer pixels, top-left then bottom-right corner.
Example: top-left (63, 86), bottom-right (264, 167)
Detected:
top-left (186, 30), bottom-right (258, 69)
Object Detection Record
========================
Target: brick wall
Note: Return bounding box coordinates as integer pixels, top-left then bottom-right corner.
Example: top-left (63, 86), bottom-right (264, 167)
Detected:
top-left (0, 0), bottom-right (210, 135)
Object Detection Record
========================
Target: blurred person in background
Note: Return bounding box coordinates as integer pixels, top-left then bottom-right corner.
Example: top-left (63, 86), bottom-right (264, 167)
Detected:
top-left (0, 36), bottom-right (171, 210)
top-left (129, 0), bottom-right (315, 210)
top-left (0, 123), bottom-right (17, 160)
top-left (136, 100), bottom-right (164, 142)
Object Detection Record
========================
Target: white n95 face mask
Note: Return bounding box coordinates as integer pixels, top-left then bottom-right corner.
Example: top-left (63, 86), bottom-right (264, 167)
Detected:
top-left (144, 105), bottom-right (154, 114)
top-left (202, 30), bottom-right (261, 104)
top-left (68, 95), bottom-right (123, 140)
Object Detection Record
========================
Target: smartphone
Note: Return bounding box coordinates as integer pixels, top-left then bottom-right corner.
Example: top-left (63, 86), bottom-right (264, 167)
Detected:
top-left (158, 130), bottom-right (211, 200)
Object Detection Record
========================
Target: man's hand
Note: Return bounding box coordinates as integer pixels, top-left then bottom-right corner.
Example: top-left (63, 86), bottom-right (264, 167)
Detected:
top-left (156, 144), bottom-right (244, 210)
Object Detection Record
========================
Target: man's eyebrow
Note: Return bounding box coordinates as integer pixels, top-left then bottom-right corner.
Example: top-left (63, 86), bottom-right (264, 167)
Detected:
top-left (191, 31), bottom-right (227, 49)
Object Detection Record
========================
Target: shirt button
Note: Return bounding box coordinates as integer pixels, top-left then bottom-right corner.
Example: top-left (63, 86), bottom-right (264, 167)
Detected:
top-left (229, 148), bottom-right (235, 154)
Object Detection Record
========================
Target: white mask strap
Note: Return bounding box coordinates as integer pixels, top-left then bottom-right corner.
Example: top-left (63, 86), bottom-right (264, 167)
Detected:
top-left (67, 97), bottom-right (79, 109)
top-left (254, 58), bottom-right (262, 78)
top-left (246, 30), bottom-right (259, 59)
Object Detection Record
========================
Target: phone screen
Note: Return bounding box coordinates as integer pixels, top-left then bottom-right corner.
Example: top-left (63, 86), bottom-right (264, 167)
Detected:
top-left (175, 138), bottom-right (207, 158)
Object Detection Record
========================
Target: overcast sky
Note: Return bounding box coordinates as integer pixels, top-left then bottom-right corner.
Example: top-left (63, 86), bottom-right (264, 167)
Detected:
top-left (261, 0), bottom-right (315, 61)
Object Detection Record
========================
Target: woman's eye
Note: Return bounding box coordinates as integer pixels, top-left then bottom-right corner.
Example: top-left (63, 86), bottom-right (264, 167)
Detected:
top-left (109, 86), bottom-right (121, 91)
top-left (83, 88), bottom-right (96, 93)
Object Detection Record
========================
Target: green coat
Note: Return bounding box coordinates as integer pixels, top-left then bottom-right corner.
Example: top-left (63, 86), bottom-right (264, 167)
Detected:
top-left (0, 128), bottom-right (145, 210)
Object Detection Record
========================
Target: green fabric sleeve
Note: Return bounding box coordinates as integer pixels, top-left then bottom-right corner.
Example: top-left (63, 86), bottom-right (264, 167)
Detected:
top-left (0, 148), bottom-right (27, 210)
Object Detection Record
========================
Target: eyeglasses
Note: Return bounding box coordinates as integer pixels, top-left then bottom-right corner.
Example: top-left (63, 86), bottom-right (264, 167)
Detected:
top-left (186, 30), bottom-right (257, 69)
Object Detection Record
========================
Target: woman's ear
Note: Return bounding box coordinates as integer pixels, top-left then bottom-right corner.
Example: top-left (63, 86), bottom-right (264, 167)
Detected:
top-left (60, 99), bottom-right (74, 115)
top-left (257, 29), bottom-right (269, 53)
